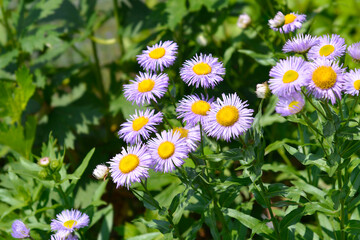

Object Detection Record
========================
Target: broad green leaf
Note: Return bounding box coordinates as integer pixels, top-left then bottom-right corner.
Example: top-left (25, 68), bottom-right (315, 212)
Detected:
top-left (280, 207), bottom-right (305, 230)
top-left (238, 49), bottom-right (277, 66)
top-left (97, 204), bottom-right (114, 240)
top-left (166, 0), bottom-right (187, 30)
top-left (347, 220), bottom-right (360, 236)
top-left (67, 148), bottom-right (95, 181)
top-left (127, 232), bottom-right (162, 240)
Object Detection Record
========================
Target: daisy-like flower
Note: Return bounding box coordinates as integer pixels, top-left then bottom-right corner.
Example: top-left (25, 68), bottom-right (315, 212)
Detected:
top-left (343, 69), bottom-right (360, 96)
top-left (11, 220), bottom-right (30, 239)
top-left (173, 125), bottom-right (201, 152)
top-left (148, 130), bottom-right (188, 173)
top-left (348, 42), bottom-right (360, 62)
top-left (176, 94), bottom-right (214, 127)
top-left (237, 14), bottom-right (251, 29)
top-left (306, 58), bottom-right (346, 104)
top-left (118, 109), bottom-right (163, 145)
top-left (308, 34), bottom-right (346, 60)
top-left (50, 209), bottom-right (89, 238)
top-left (137, 41), bottom-right (178, 72)
top-left (124, 72), bottom-right (169, 106)
top-left (275, 92), bottom-right (305, 116)
top-left (180, 53), bottom-right (225, 88)
top-left (203, 93), bottom-right (254, 142)
top-left (51, 233), bottom-right (78, 240)
top-left (108, 144), bottom-right (152, 189)
top-left (269, 12), bottom-right (306, 33)
top-left (282, 34), bottom-right (319, 54)
top-left (269, 56), bottom-right (310, 97)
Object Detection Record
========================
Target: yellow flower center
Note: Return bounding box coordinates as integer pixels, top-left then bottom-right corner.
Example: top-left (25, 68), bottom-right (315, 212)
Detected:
top-left (132, 116), bottom-right (149, 131)
top-left (158, 141), bottom-right (175, 159)
top-left (282, 70), bottom-right (299, 83)
top-left (312, 66), bottom-right (337, 90)
top-left (193, 62), bottom-right (212, 75)
top-left (119, 154), bottom-right (140, 173)
top-left (319, 45), bottom-right (335, 57)
top-left (284, 14), bottom-right (297, 25)
top-left (354, 80), bottom-right (360, 90)
top-left (216, 105), bottom-right (239, 127)
top-left (149, 47), bottom-right (165, 59)
top-left (288, 101), bottom-right (301, 113)
top-left (173, 127), bottom-right (189, 138)
top-left (191, 100), bottom-right (211, 116)
top-left (63, 220), bottom-right (77, 229)
top-left (138, 79), bottom-right (155, 93)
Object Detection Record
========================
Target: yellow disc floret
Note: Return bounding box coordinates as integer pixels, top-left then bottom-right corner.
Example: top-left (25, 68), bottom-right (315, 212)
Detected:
top-left (138, 79), bottom-right (155, 92)
top-left (282, 70), bottom-right (299, 83)
top-left (353, 80), bottom-right (360, 90)
top-left (149, 47), bottom-right (165, 59)
top-left (119, 154), bottom-right (140, 173)
top-left (191, 100), bottom-right (211, 116)
top-left (312, 66), bottom-right (337, 90)
top-left (173, 127), bottom-right (189, 138)
top-left (288, 101), bottom-right (301, 113)
top-left (216, 105), bottom-right (239, 127)
top-left (193, 62), bottom-right (212, 75)
top-left (132, 116), bottom-right (149, 131)
top-left (284, 14), bottom-right (297, 25)
top-left (319, 45), bottom-right (335, 57)
top-left (63, 220), bottom-right (77, 229)
top-left (158, 141), bottom-right (175, 159)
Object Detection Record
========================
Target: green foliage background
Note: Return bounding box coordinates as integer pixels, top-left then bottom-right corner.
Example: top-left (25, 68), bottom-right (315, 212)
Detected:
top-left (1, 0), bottom-right (360, 239)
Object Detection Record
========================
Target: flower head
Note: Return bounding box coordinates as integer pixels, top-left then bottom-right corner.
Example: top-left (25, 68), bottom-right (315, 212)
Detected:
top-left (269, 12), bottom-right (306, 33)
top-left (148, 130), bottom-right (188, 173)
top-left (203, 93), bottom-right (254, 142)
top-left (308, 34), bottom-right (346, 60)
top-left (11, 220), bottom-right (30, 239)
top-left (92, 164), bottom-right (109, 180)
top-left (343, 69), bottom-right (360, 96)
top-left (237, 14), bottom-right (251, 29)
top-left (137, 41), bottom-right (178, 72)
top-left (255, 82), bottom-right (270, 99)
top-left (282, 34), bottom-right (319, 54)
top-left (180, 53), bottom-right (225, 88)
top-left (269, 56), bottom-right (310, 97)
top-left (124, 72), bottom-right (169, 106)
top-left (50, 209), bottom-right (89, 237)
top-left (306, 58), bottom-right (346, 104)
top-left (108, 145), bottom-right (153, 189)
top-left (38, 157), bottom-right (50, 167)
top-left (51, 233), bottom-right (78, 240)
top-left (348, 42), bottom-right (360, 62)
top-left (173, 125), bottom-right (201, 152)
top-left (176, 94), bottom-right (214, 127)
top-left (275, 92), bottom-right (305, 116)
top-left (118, 109), bottom-right (163, 145)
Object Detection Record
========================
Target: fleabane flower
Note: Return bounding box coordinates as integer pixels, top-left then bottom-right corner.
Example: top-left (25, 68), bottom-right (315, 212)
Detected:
top-left (306, 58), bottom-right (346, 104)
top-left (173, 125), bottom-right (201, 152)
top-left (308, 34), bottom-right (346, 60)
top-left (275, 92), bottom-right (305, 116)
top-left (269, 12), bottom-right (306, 33)
top-left (180, 53), bottom-right (225, 88)
top-left (203, 93), bottom-right (254, 142)
top-left (137, 41), bottom-right (178, 72)
top-left (348, 42), bottom-right (360, 62)
top-left (118, 109), bottom-right (163, 145)
top-left (124, 72), bottom-right (169, 106)
top-left (176, 94), bottom-right (214, 127)
top-left (255, 82), bottom-right (270, 99)
top-left (11, 220), bottom-right (30, 239)
top-left (108, 144), bottom-right (153, 189)
top-left (92, 164), bottom-right (109, 180)
top-left (51, 233), bottom-right (78, 240)
top-left (269, 56), bottom-right (310, 97)
top-left (282, 34), bottom-right (319, 54)
top-left (343, 69), bottom-right (360, 96)
top-left (148, 130), bottom-right (188, 173)
top-left (50, 209), bottom-right (89, 238)
top-left (237, 14), bottom-right (251, 29)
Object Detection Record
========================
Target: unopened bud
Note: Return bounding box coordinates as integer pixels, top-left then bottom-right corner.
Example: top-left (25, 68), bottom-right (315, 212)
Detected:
top-left (93, 164), bottom-right (109, 180)
top-left (50, 160), bottom-right (60, 171)
top-left (268, 12), bottom-right (285, 28)
top-left (38, 169), bottom-right (48, 179)
top-left (38, 157), bottom-right (50, 167)
top-left (256, 82), bottom-right (270, 99)
top-left (237, 14), bottom-right (251, 29)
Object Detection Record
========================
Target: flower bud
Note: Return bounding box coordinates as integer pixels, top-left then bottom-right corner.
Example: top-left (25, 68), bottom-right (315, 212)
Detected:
top-left (38, 157), bottom-right (50, 167)
top-left (268, 12), bottom-right (285, 28)
top-left (237, 14), bottom-right (251, 29)
top-left (196, 34), bottom-right (207, 47)
top-left (50, 160), bottom-right (60, 171)
top-left (255, 82), bottom-right (270, 99)
top-left (38, 169), bottom-right (48, 179)
top-left (93, 164), bottom-right (109, 180)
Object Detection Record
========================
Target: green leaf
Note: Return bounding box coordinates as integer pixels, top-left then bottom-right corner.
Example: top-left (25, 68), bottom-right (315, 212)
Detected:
top-left (280, 207), bottom-right (304, 230)
top-left (127, 233), bottom-right (162, 240)
top-left (347, 220), bottom-right (360, 236)
top-left (67, 148), bottom-right (95, 180)
top-left (322, 121), bottom-right (335, 137)
top-left (97, 204), bottom-right (114, 240)
top-left (238, 49), bottom-right (277, 66)
top-left (166, 0), bottom-right (187, 30)
top-left (0, 49), bottom-right (18, 69)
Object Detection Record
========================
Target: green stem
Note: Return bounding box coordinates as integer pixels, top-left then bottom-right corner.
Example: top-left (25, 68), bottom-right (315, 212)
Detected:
top-left (112, 0), bottom-right (125, 56)
top-left (56, 186), bottom-right (70, 208)
top-left (0, 4), bottom-right (16, 48)
top-left (199, 123), bottom-right (205, 156)
top-left (297, 122), bottom-right (311, 182)
top-left (337, 169), bottom-right (346, 240)
top-left (301, 89), bottom-right (327, 119)
top-left (343, 95), bottom-right (359, 127)
top-left (151, 101), bottom-right (174, 128)
top-left (90, 35), bottom-right (106, 100)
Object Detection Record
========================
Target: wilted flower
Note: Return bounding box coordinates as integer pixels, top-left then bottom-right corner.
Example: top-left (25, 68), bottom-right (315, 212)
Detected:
top-left (255, 82), bottom-right (270, 99)
top-left (92, 164), bottom-right (109, 180)
top-left (237, 14), bottom-right (251, 29)
top-left (11, 220), bottom-right (30, 239)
